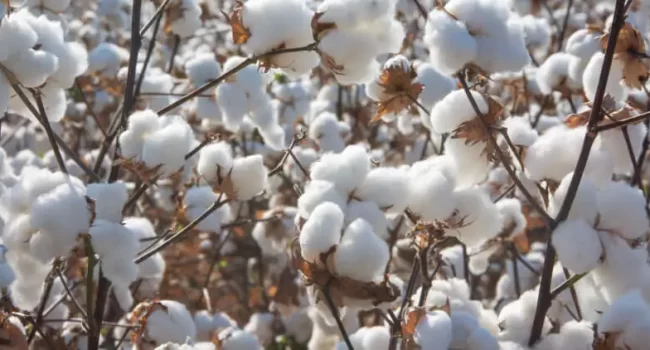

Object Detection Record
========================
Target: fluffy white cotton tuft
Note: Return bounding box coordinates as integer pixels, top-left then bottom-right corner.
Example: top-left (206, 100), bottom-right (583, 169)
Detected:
top-left (596, 181), bottom-right (649, 240)
top-left (552, 219), bottom-right (602, 274)
top-left (333, 218), bottom-right (389, 282)
top-left (230, 155), bottom-right (268, 200)
top-left (86, 182), bottom-right (128, 223)
top-left (299, 202), bottom-right (344, 262)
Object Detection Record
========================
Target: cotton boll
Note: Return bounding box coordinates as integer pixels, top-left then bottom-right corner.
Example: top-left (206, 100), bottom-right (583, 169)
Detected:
top-left (219, 328), bottom-right (262, 350)
top-left (167, 0), bottom-right (202, 37)
top-left (423, 8), bottom-right (477, 75)
top-left (344, 200), bottom-right (389, 240)
top-left (86, 182), bottom-right (128, 222)
top-left (197, 142), bottom-right (234, 182)
top-left (596, 181), bottom-right (649, 240)
top-left (518, 14), bottom-right (550, 49)
top-left (229, 155), bottom-right (268, 200)
top-left (333, 218), bottom-right (389, 282)
top-left (297, 180), bottom-right (346, 219)
top-left (87, 42), bottom-right (128, 76)
top-left (414, 63), bottom-right (455, 126)
top-left (414, 310), bottom-right (453, 350)
top-left (536, 53), bottom-right (581, 95)
top-left (498, 290), bottom-right (551, 344)
top-left (496, 198), bottom-right (526, 237)
top-left (299, 202), bottom-right (344, 263)
top-left (502, 117), bottom-right (538, 147)
top-left (448, 187), bottom-right (503, 248)
top-left (583, 52), bottom-right (627, 102)
top-left (258, 123), bottom-right (286, 151)
top-left (408, 169), bottom-right (456, 221)
top-left (566, 28), bottom-right (602, 60)
top-left (548, 172), bottom-right (598, 225)
top-left (598, 289), bottom-right (650, 350)
top-left (184, 186), bottom-right (232, 233)
top-left (308, 112), bottom-right (346, 153)
top-left (185, 53), bottom-right (222, 86)
top-left (310, 145), bottom-right (370, 195)
top-left (430, 89), bottom-right (488, 134)
top-left (144, 300), bottom-right (197, 344)
top-left (355, 167), bottom-right (410, 213)
top-left (599, 123), bottom-right (646, 174)
top-left (552, 220), bottom-right (602, 274)
top-left (5, 48), bottom-right (58, 88)
top-left (89, 220), bottom-right (139, 287)
top-left (141, 117), bottom-right (195, 177)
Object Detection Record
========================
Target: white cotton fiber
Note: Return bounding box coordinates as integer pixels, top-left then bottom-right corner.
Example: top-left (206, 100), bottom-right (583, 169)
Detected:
top-left (86, 182), bottom-right (128, 222)
top-left (230, 155), bottom-right (268, 200)
top-left (596, 181), bottom-right (649, 240)
top-left (552, 219), bottom-right (602, 274)
top-left (299, 202), bottom-right (344, 263)
top-left (297, 180), bottom-right (346, 219)
top-left (310, 145), bottom-right (370, 195)
top-left (355, 167), bottom-right (410, 213)
top-left (344, 200), bottom-right (389, 239)
top-left (333, 218), bottom-right (389, 282)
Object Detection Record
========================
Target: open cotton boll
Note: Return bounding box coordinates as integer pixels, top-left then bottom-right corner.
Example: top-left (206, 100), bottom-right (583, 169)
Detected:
top-left (408, 169), bottom-right (456, 221)
top-left (185, 53), bottom-right (221, 86)
top-left (552, 220), bottom-right (602, 274)
top-left (166, 0), bottom-right (202, 37)
top-left (333, 218), bottom-right (389, 282)
top-left (310, 145), bottom-right (370, 195)
top-left (237, 0), bottom-right (319, 77)
top-left (596, 181), bottom-right (649, 240)
top-left (498, 290), bottom-right (550, 344)
top-left (299, 202), bottom-right (344, 263)
top-left (430, 89), bottom-right (488, 134)
top-left (297, 180), bottom-right (346, 219)
top-left (444, 139), bottom-right (491, 187)
top-left (354, 167), bottom-right (410, 213)
top-left (518, 14), bottom-right (550, 49)
top-left (548, 172), bottom-right (598, 225)
top-left (218, 328), bottom-right (262, 350)
top-left (197, 142), bottom-right (234, 182)
top-left (86, 182), bottom-right (128, 222)
top-left (583, 52), bottom-right (627, 102)
top-left (308, 112), bottom-right (346, 153)
top-left (496, 198), bottom-right (526, 238)
top-left (118, 109), bottom-right (160, 159)
top-left (344, 200), bottom-right (389, 240)
top-left (598, 289), bottom-right (650, 350)
top-left (502, 117), bottom-right (538, 147)
top-left (414, 310), bottom-right (452, 350)
top-left (143, 300), bottom-right (197, 344)
top-left (412, 62), bottom-right (455, 125)
top-left (229, 155), bottom-right (267, 200)
top-left (184, 186), bottom-right (232, 232)
top-left (599, 123), bottom-right (646, 174)
top-left (89, 220), bottom-right (139, 286)
top-left (423, 8), bottom-right (477, 75)
top-left (536, 53), bottom-right (582, 95)
top-left (566, 28), bottom-right (602, 60)
top-left (141, 116), bottom-right (195, 177)
top-left (449, 188), bottom-right (503, 253)
top-left (87, 42), bottom-right (128, 76)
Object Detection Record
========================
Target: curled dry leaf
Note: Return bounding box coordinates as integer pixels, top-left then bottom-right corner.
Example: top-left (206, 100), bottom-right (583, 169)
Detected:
top-left (290, 239), bottom-right (400, 308)
top-left (592, 331), bottom-right (630, 350)
top-left (210, 167), bottom-right (237, 200)
top-left (129, 299), bottom-right (169, 345)
top-left (451, 94), bottom-right (505, 162)
top-left (229, 1), bottom-right (251, 45)
top-left (372, 64), bottom-right (424, 122)
top-left (601, 22), bottom-right (649, 89)
top-left (0, 313), bottom-right (27, 350)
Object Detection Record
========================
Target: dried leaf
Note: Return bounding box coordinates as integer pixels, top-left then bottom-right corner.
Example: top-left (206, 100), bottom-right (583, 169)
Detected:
top-left (311, 12), bottom-right (337, 41)
top-left (593, 331), bottom-right (627, 350)
top-left (401, 307), bottom-right (426, 338)
top-left (0, 313), bottom-right (27, 350)
top-left (229, 1), bottom-right (250, 45)
top-left (601, 22), bottom-right (649, 89)
top-left (372, 64), bottom-right (423, 122)
top-left (564, 110), bottom-right (591, 128)
top-left (318, 49), bottom-right (344, 76)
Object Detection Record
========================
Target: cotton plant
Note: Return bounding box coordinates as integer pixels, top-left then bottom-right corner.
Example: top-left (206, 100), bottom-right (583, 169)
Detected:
top-left (118, 109), bottom-right (196, 180)
top-left (185, 53), bottom-right (223, 124)
top-left (423, 0), bottom-right (530, 76)
top-left (311, 0), bottom-right (406, 84)
top-left (228, 0), bottom-right (320, 77)
top-left (160, 0), bottom-right (202, 38)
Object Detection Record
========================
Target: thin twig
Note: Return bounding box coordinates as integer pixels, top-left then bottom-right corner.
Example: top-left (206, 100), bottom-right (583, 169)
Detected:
top-left (31, 90), bottom-right (67, 174)
top-left (322, 284), bottom-right (354, 350)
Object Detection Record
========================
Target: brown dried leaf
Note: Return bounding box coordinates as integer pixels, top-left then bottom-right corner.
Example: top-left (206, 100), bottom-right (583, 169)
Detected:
top-left (210, 167), bottom-right (237, 200)
top-left (318, 49), bottom-right (344, 76)
top-left (0, 314), bottom-right (27, 350)
top-left (593, 331), bottom-right (628, 350)
top-left (402, 307), bottom-right (426, 338)
top-left (601, 22), bottom-right (649, 89)
top-left (372, 64), bottom-right (423, 122)
top-left (564, 110), bottom-right (591, 128)
top-left (164, 0), bottom-right (184, 34)
top-left (229, 1), bottom-right (251, 45)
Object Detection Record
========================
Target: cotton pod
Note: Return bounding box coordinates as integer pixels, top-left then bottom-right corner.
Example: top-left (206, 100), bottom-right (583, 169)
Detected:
top-left (536, 53), bottom-right (582, 94)
top-left (296, 180), bottom-right (346, 219)
top-left (583, 52), bottom-right (627, 102)
top-left (597, 289), bottom-right (650, 350)
top-left (218, 328), bottom-right (262, 350)
top-left (344, 200), bottom-right (389, 239)
top-left (448, 188), bottom-right (503, 248)
top-left (299, 202), bottom-right (344, 263)
top-left (547, 172), bottom-right (599, 225)
top-left (89, 220), bottom-right (139, 287)
top-left (599, 123), bottom-right (647, 174)
top-left (229, 155), bottom-right (268, 200)
top-left (596, 181), bottom-right (649, 240)
top-left (414, 310), bottom-right (453, 350)
top-left (566, 28), bottom-right (602, 60)
top-left (29, 177), bottom-right (90, 262)
top-left (313, 0), bottom-right (405, 84)
top-left (502, 117), bottom-right (538, 147)
top-left (140, 116), bottom-right (195, 178)
top-left (308, 112), bottom-right (346, 153)
top-left (140, 300), bottom-right (197, 344)
top-left (553, 321), bottom-right (593, 349)
top-left (354, 166), bottom-right (410, 213)
top-left (407, 169), bottom-right (457, 221)
top-left (234, 0), bottom-right (319, 77)
top-left (552, 219), bottom-right (602, 274)
top-left (496, 198), bottom-right (526, 237)
top-left (87, 42), bottom-right (128, 76)
top-left (215, 56), bottom-right (266, 131)
top-left (498, 290), bottom-right (551, 344)
top-left (86, 182), bottom-right (128, 223)
top-left (414, 62), bottom-right (455, 127)
top-left (430, 89), bottom-right (488, 134)
top-left (310, 144), bottom-right (371, 195)
top-left (166, 0), bottom-right (202, 37)
top-left (333, 218), bottom-right (389, 282)
top-left (196, 142), bottom-right (234, 183)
